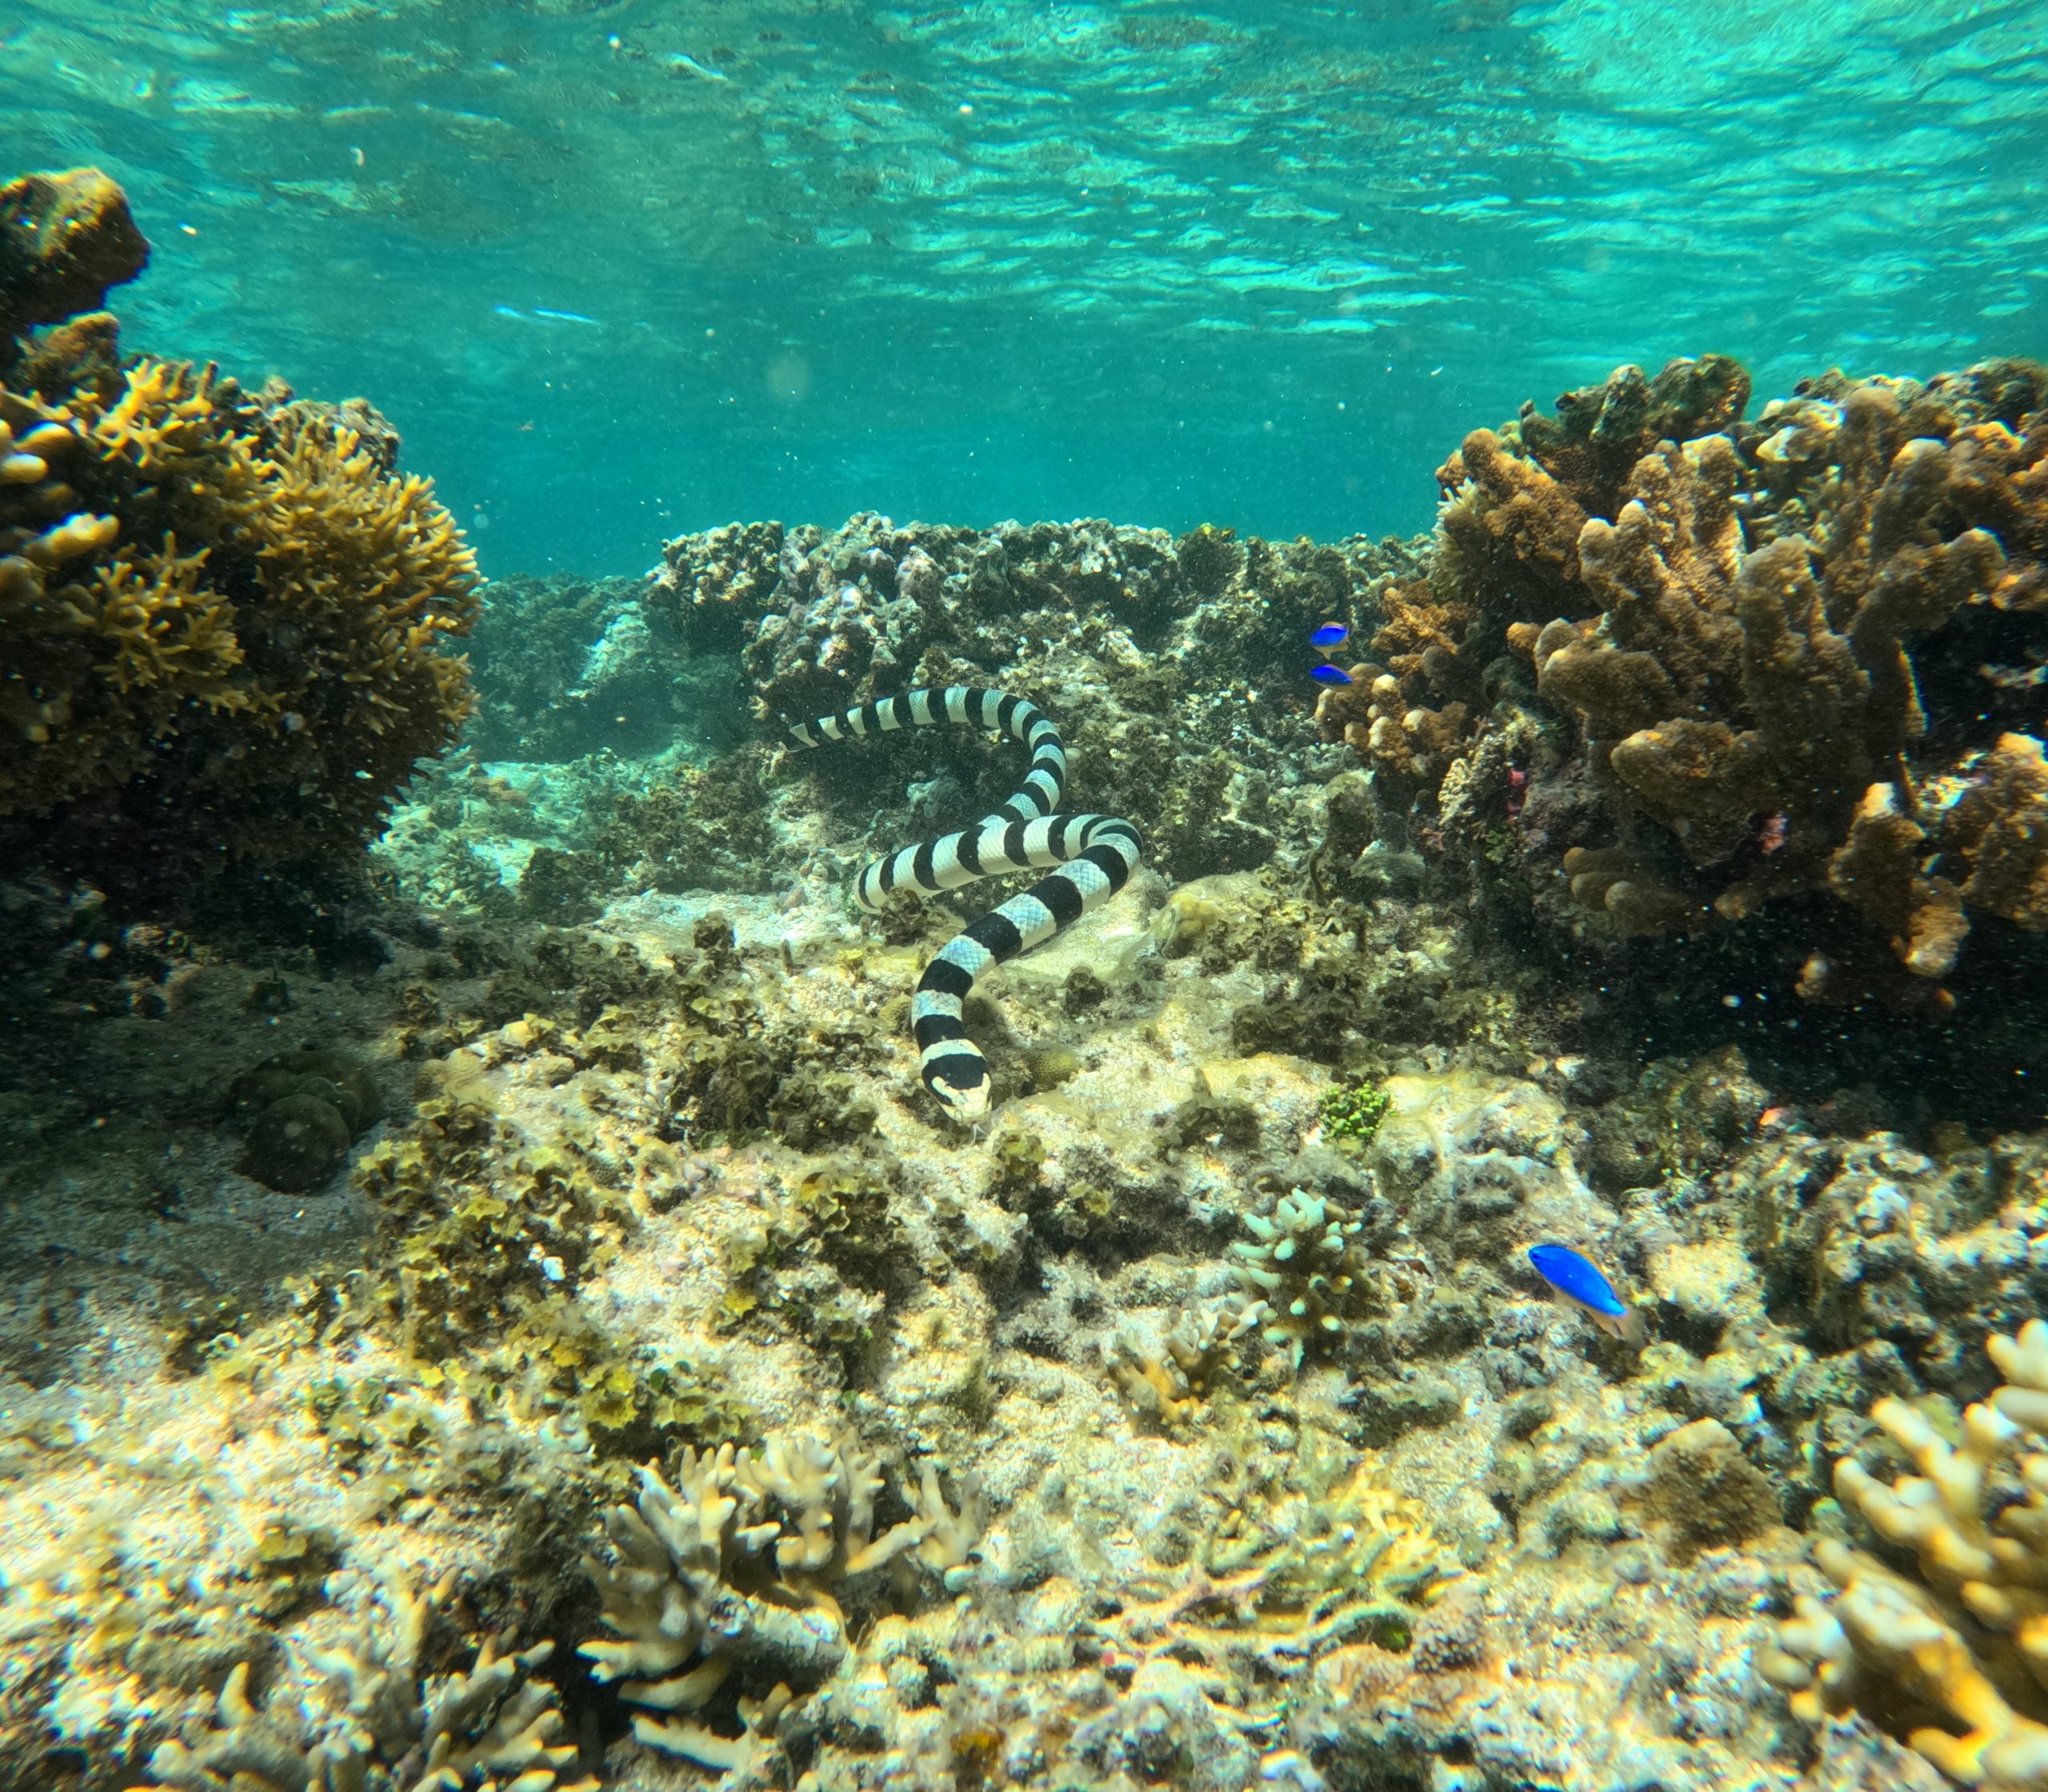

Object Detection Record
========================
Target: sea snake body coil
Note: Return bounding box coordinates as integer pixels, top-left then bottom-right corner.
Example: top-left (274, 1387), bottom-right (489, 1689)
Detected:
top-left (789, 686), bottom-right (1142, 1122)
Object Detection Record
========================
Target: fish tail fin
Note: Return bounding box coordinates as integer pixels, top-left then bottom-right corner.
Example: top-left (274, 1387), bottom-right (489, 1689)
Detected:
top-left (1614, 1305), bottom-right (1647, 1348)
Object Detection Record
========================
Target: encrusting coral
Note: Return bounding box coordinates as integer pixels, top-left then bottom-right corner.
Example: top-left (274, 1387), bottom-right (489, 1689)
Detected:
top-left (581, 1432), bottom-right (983, 1773)
top-left (1763, 1318), bottom-right (2048, 1787)
top-left (0, 166), bottom-right (478, 903)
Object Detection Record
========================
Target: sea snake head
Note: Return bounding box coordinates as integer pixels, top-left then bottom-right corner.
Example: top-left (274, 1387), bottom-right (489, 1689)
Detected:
top-left (929, 1071), bottom-right (991, 1124)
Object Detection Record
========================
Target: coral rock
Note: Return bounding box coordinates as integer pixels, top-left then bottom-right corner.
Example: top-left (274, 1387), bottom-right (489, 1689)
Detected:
top-left (0, 167), bottom-right (149, 340)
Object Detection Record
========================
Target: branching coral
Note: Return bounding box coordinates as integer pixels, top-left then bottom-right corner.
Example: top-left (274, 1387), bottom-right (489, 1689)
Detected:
top-left (1228, 1189), bottom-right (1379, 1364)
top-left (1360, 350), bottom-right (2048, 1004)
top-left (1762, 1318), bottom-right (2048, 1787)
top-left (134, 1580), bottom-right (594, 1792)
top-left (0, 168), bottom-right (478, 902)
top-left (1097, 1455), bottom-right (1466, 1693)
top-left (581, 1434), bottom-right (982, 1773)
top-left (1106, 1304), bottom-right (1250, 1429)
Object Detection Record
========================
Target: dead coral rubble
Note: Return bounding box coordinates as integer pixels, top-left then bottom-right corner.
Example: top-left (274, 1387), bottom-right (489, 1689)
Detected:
top-left (1333, 350), bottom-right (2048, 1012)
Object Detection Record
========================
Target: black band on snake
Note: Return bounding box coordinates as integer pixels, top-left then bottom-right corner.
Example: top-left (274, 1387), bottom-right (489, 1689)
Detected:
top-left (788, 686), bottom-right (1142, 1121)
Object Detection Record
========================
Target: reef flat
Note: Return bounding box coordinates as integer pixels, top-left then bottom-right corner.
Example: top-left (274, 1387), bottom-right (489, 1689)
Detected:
top-left (6, 170), bottom-right (2048, 1792)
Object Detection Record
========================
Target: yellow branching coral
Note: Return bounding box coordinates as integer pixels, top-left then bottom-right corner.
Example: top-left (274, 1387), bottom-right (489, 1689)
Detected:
top-left (1762, 1318), bottom-right (2048, 1788)
top-left (0, 166), bottom-right (476, 898)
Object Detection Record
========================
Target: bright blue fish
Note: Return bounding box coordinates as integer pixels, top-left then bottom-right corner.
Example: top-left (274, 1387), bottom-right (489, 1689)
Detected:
top-left (1310, 622), bottom-right (1350, 650)
top-left (1309, 664), bottom-right (1353, 686)
top-left (1527, 1244), bottom-right (1645, 1344)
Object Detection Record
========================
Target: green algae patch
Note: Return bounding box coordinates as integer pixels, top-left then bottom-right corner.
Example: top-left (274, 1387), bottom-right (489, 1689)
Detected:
top-left (1320, 1079), bottom-right (1392, 1146)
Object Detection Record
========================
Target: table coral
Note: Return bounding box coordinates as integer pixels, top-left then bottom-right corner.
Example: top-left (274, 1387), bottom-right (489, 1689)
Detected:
top-left (1762, 1318), bottom-right (2048, 1787)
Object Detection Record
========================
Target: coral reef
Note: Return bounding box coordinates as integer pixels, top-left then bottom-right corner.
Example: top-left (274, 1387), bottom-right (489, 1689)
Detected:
top-left (1764, 1319), bottom-right (2048, 1787)
top-left (646, 510), bottom-right (1418, 886)
top-left (20, 253), bottom-right (2048, 1792)
top-left (0, 168), bottom-right (478, 909)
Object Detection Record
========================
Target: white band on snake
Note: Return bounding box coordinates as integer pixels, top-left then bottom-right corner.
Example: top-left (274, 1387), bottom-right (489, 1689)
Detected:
top-left (788, 686), bottom-right (1142, 1122)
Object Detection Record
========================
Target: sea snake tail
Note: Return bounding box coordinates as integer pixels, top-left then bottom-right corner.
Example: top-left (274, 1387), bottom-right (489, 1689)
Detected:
top-left (788, 686), bottom-right (1143, 1122)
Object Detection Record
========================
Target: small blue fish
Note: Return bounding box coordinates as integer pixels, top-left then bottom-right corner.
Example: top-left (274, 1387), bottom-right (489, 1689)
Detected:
top-left (1310, 622), bottom-right (1350, 650)
top-left (1310, 664), bottom-right (1354, 686)
top-left (1527, 1244), bottom-right (1646, 1344)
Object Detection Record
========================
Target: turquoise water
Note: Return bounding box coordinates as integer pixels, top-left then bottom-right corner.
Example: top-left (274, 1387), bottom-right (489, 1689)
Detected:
top-left (6, 0), bottom-right (2044, 573)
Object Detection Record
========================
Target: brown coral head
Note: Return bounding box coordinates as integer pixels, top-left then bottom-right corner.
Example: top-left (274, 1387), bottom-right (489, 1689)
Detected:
top-left (1634, 1416), bottom-right (1781, 1562)
top-left (1562, 845), bottom-right (1701, 938)
top-left (1826, 782), bottom-right (1969, 979)
top-left (1946, 731), bottom-right (2048, 932)
top-left (0, 168), bottom-right (150, 336)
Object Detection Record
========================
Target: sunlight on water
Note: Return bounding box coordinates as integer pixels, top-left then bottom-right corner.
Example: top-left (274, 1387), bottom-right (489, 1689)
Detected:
top-left (6, 0), bottom-right (2041, 568)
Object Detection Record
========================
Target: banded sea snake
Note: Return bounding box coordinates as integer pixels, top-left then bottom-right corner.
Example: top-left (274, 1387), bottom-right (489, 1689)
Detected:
top-left (789, 687), bottom-right (1142, 1122)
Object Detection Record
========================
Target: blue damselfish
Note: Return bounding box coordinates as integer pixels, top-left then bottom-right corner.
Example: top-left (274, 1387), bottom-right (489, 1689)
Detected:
top-left (1310, 664), bottom-right (1353, 686)
top-left (1310, 622), bottom-right (1350, 649)
top-left (1527, 1243), bottom-right (1645, 1343)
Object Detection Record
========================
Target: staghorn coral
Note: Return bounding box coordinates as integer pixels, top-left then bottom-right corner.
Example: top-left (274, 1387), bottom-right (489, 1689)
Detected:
top-left (580, 1432), bottom-right (982, 1773)
top-left (134, 1579), bottom-right (594, 1792)
top-left (0, 169), bottom-right (477, 904)
top-left (1762, 1318), bottom-right (2048, 1788)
